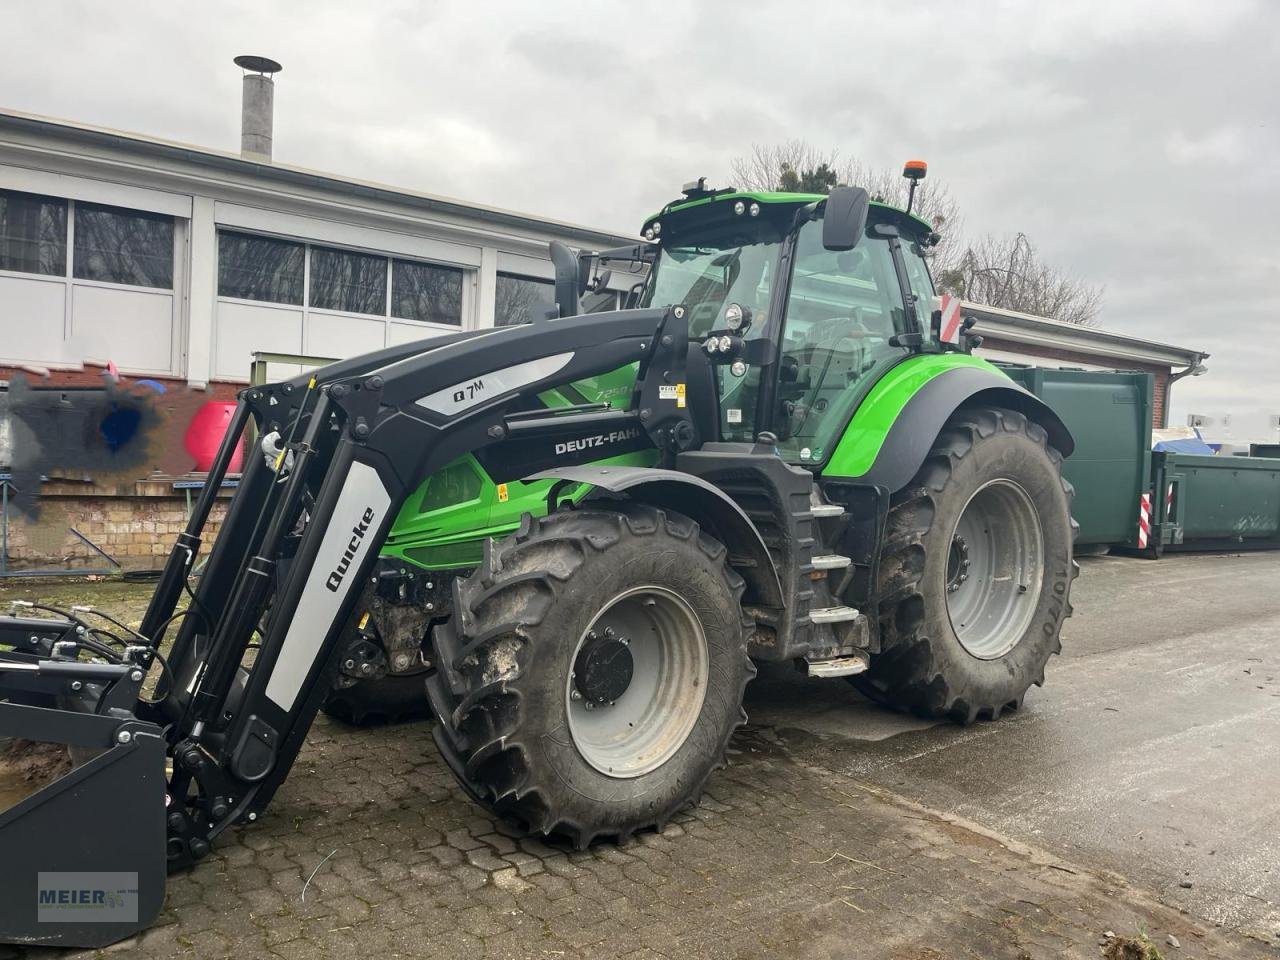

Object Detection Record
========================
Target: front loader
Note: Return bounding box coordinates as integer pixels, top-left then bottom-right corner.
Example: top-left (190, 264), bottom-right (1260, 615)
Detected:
top-left (0, 168), bottom-right (1077, 947)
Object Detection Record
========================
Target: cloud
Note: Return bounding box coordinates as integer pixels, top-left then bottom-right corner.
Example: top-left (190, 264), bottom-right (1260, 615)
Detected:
top-left (1166, 127), bottom-right (1247, 165)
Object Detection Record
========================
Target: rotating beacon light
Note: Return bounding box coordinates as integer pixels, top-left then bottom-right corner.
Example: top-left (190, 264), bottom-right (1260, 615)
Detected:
top-left (902, 160), bottom-right (927, 215)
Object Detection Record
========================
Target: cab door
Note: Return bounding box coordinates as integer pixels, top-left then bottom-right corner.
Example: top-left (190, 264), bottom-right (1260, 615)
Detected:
top-left (768, 218), bottom-right (927, 464)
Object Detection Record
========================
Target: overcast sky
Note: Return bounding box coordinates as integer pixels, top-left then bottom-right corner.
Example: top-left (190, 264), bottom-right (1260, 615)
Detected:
top-left (6, 1), bottom-right (1277, 441)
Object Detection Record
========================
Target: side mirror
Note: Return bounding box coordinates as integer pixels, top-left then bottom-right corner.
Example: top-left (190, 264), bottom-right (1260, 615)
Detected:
top-left (821, 186), bottom-right (870, 251)
top-left (590, 268), bottom-right (613, 294)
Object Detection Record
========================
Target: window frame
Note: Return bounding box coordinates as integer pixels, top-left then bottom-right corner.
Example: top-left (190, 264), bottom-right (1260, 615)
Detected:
top-left (0, 188), bottom-right (68, 279)
top-left (213, 229), bottom-right (470, 327)
top-left (390, 256), bottom-right (465, 327)
top-left (0, 190), bottom-right (183, 377)
top-left (0, 193), bottom-right (183, 295)
top-left (307, 243), bottom-right (391, 318)
top-left (70, 200), bottom-right (176, 290)
top-left (216, 230), bottom-right (306, 306)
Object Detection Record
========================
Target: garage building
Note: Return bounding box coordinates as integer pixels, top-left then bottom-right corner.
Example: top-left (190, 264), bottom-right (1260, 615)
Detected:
top-left (0, 107), bottom-right (638, 395)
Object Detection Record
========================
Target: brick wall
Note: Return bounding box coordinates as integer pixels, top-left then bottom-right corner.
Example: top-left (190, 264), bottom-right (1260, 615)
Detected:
top-left (1, 365), bottom-right (243, 572)
top-left (2, 478), bottom-right (231, 572)
top-left (981, 337), bottom-right (1171, 428)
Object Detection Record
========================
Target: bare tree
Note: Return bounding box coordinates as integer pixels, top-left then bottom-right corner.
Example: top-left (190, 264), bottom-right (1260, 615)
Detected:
top-left (729, 140), bottom-right (962, 264)
top-left (729, 140), bottom-right (1102, 326)
top-left (729, 141), bottom-right (839, 193)
top-left (935, 233), bottom-right (1103, 326)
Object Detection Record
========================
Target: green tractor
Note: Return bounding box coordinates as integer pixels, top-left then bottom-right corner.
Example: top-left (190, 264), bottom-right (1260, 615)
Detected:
top-left (0, 167), bottom-right (1076, 947)
top-left (323, 173), bottom-right (1078, 841)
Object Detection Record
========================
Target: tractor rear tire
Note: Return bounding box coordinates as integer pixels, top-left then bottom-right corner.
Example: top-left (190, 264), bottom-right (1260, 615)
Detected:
top-left (856, 406), bottom-right (1077, 722)
top-left (426, 504), bottom-right (754, 848)
top-left (321, 672), bottom-right (430, 726)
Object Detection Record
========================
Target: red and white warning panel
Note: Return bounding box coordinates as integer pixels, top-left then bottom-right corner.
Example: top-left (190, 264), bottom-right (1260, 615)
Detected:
top-left (939, 294), bottom-right (963, 345)
top-left (1137, 492), bottom-right (1152, 548)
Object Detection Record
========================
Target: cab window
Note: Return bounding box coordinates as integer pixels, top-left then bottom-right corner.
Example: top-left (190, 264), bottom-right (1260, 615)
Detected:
top-left (899, 236), bottom-right (936, 337)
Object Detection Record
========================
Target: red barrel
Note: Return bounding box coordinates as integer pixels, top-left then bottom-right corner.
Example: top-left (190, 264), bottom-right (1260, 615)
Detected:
top-left (184, 401), bottom-right (244, 473)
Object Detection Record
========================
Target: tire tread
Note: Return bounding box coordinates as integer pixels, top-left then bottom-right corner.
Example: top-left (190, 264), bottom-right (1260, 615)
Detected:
top-left (425, 504), bottom-right (754, 847)
top-left (857, 406), bottom-right (1077, 722)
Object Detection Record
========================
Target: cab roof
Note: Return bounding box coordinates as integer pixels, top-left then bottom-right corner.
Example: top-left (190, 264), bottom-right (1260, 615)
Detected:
top-left (642, 189), bottom-right (934, 241)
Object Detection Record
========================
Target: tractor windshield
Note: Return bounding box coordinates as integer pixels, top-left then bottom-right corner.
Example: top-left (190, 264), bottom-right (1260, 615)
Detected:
top-left (639, 217), bottom-right (782, 451)
top-left (641, 219), bottom-right (782, 339)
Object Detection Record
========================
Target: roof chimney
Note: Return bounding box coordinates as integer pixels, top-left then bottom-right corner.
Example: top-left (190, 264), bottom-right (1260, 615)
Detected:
top-left (234, 55), bottom-right (282, 162)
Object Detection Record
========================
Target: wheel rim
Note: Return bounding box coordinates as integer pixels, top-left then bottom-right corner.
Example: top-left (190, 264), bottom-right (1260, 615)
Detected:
top-left (565, 586), bottom-right (709, 779)
top-left (945, 479), bottom-right (1044, 660)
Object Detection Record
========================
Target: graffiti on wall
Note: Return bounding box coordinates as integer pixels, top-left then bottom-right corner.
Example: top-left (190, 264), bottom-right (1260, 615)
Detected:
top-left (1, 365), bottom-right (242, 519)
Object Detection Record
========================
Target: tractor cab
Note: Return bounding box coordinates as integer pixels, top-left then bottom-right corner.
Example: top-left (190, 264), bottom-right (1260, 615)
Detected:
top-left (634, 185), bottom-right (938, 464)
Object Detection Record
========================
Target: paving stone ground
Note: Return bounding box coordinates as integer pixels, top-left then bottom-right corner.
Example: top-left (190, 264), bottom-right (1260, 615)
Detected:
top-left (6, 714), bottom-right (1272, 960)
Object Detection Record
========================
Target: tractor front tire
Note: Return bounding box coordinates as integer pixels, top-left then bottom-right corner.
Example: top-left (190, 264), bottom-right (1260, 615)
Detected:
top-left (857, 406), bottom-right (1077, 722)
top-left (426, 504), bottom-right (753, 847)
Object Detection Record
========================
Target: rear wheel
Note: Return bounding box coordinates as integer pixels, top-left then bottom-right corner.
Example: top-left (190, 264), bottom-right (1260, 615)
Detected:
top-left (426, 504), bottom-right (753, 847)
top-left (857, 406), bottom-right (1077, 721)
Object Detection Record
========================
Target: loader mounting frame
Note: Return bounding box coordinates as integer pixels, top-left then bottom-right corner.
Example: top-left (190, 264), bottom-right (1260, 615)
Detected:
top-left (0, 305), bottom-right (697, 947)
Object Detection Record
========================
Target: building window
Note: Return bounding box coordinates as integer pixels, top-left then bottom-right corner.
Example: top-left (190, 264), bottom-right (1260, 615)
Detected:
top-left (216, 232), bottom-right (474, 326)
top-left (392, 259), bottom-right (463, 325)
top-left (217, 231), bottom-right (305, 304)
top-left (0, 189), bottom-right (67, 277)
top-left (310, 245), bottom-right (387, 315)
top-left (495, 272), bottom-right (553, 326)
top-left (73, 202), bottom-right (174, 288)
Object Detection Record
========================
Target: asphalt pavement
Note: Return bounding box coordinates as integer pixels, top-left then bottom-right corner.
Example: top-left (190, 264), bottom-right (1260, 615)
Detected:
top-left (747, 550), bottom-right (1280, 941)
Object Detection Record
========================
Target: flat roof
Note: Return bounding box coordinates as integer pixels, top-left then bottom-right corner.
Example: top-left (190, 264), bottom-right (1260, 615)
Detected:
top-left (0, 108), bottom-right (637, 249)
top-left (964, 301), bottom-right (1207, 369)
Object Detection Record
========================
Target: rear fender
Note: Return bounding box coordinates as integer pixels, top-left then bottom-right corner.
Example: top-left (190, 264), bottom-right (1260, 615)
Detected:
top-left (526, 465), bottom-right (784, 608)
top-left (822, 357), bottom-right (1074, 492)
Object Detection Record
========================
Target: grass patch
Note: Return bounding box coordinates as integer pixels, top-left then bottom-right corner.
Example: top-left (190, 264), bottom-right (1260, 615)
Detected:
top-left (1103, 932), bottom-right (1165, 960)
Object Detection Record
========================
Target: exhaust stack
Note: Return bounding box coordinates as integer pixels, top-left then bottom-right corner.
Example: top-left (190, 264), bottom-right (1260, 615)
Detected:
top-left (234, 55), bottom-right (282, 162)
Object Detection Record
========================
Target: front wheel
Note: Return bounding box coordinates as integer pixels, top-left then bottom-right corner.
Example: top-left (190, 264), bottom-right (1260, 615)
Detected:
top-left (426, 504), bottom-right (754, 847)
top-left (321, 672), bottom-right (430, 726)
top-left (857, 406), bottom-right (1077, 722)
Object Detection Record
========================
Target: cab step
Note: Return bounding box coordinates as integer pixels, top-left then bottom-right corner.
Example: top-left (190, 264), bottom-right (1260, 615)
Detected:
top-left (808, 489), bottom-right (845, 519)
top-left (809, 605), bottom-right (860, 624)
top-left (804, 653), bottom-right (870, 678)
top-left (810, 554), bottom-right (852, 571)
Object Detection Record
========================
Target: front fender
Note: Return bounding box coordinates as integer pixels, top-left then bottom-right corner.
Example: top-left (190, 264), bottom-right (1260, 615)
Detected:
top-left (526, 465), bottom-right (785, 608)
top-left (823, 355), bottom-right (1074, 492)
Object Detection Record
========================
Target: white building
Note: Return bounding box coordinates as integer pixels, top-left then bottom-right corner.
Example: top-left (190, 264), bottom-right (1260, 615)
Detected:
top-left (0, 106), bottom-right (638, 390)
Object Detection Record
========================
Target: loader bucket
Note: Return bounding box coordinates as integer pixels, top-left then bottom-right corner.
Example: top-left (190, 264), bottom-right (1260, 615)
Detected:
top-left (0, 690), bottom-right (168, 947)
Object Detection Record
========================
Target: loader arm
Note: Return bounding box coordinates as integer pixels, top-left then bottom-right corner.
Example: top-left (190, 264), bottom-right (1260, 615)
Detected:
top-left (0, 304), bottom-right (697, 945)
